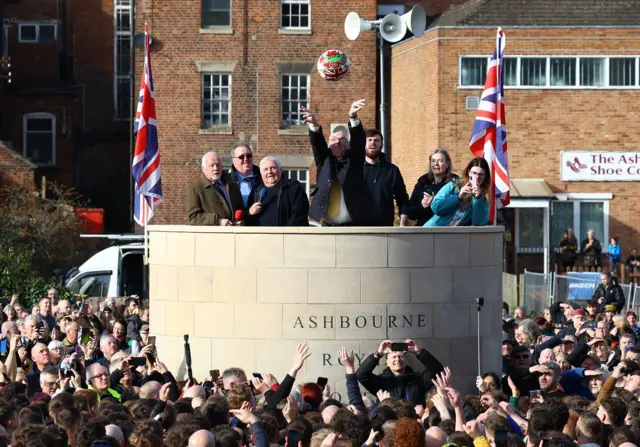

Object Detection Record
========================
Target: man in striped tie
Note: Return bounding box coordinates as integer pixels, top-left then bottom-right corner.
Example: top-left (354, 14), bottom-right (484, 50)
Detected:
top-left (303, 100), bottom-right (374, 226)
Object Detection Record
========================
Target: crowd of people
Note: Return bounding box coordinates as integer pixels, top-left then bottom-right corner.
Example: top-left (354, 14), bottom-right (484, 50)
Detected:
top-left (558, 229), bottom-right (640, 274)
top-left (186, 100), bottom-right (490, 228)
top-left (2, 282), bottom-right (640, 447)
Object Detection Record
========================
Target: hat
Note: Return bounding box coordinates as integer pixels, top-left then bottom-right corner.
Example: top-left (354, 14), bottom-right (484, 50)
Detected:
top-left (562, 335), bottom-right (577, 344)
top-left (140, 324), bottom-right (150, 333)
top-left (574, 309), bottom-right (585, 317)
top-left (512, 345), bottom-right (530, 355)
top-left (502, 333), bottom-right (516, 346)
top-left (605, 304), bottom-right (616, 312)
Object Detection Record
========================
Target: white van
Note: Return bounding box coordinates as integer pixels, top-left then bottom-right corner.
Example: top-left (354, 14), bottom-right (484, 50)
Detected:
top-left (65, 235), bottom-right (146, 297)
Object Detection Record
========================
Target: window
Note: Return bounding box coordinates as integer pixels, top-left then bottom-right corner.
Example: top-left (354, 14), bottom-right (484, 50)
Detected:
top-left (460, 55), bottom-right (640, 89)
top-left (281, 0), bottom-right (310, 29)
top-left (609, 58), bottom-right (636, 86)
top-left (114, 0), bottom-right (132, 120)
top-left (281, 74), bottom-right (309, 126)
top-left (580, 57), bottom-right (606, 87)
top-left (550, 200), bottom-right (607, 252)
top-left (202, 73), bottom-right (231, 127)
top-left (517, 208), bottom-right (544, 251)
top-left (202, 0), bottom-right (231, 27)
top-left (283, 169), bottom-right (309, 195)
top-left (521, 58), bottom-right (546, 86)
top-left (18, 23), bottom-right (57, 43)
top-left (460, 57), bottom-right (487, 87)
top-left (550, 58), bottom-right (576, 86)
top-left (23, 113), bottom-right (56, 165)
top-left (70, 273), bottom-right (112, 297)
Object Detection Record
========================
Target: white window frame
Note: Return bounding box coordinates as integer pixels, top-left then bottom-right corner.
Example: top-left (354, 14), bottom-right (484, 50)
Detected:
top-left (18, 22), bottom-right (57, 44)
top-left (283, 168), bottom-right (310, 196)
top-left (281, 74), bottom-right (310, 127)
top-left (114, 0), bottom-right (132, 121)
top-left (552, 194), bottom-right (611, 254)
top-left (280, 0), bottom-right (311, 30)
top-left (514, 205), bottom-right (548, 254)
top-left (459, 55), bottom-right (640, 90)
top-left (23, 112), bottom-right (56, 166)
top-left (201, 72), bottom-right (232, 128)
top-left (202, 0), bottom-right (232, 28)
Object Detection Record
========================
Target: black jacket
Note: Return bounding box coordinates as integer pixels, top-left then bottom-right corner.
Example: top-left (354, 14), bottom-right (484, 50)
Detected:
top-left (594, 283), bottom-right (626, 313)
top-left (407, 174), bottom-right (458, 226)
top-left (363, 154), bottom-right (409, 226)
top-left (308, 120), bottom-right (374, 225)
top-left (355, 349), bottom-right (444, 406)
top-left (249, 178), bottom-right (309, 226)
top-left (225, 166), bottom-right (264, 216)
top-left (581, 238), bottom-right (602, 267)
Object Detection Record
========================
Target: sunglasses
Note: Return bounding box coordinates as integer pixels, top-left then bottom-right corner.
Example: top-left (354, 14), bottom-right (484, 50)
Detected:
top-left (235, 154), bottom-right (253, 160)
top-left (514, 354), bottom-right (530, 360)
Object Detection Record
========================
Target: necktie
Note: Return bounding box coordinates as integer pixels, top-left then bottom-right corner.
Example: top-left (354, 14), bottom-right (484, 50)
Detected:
top-left (215, 183), bottom-right (231, 211)
top-left (327, 183), bottom-right (341, 218)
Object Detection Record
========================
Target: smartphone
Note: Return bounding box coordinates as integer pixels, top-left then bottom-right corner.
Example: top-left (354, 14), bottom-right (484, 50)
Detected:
top-left (230, 416), bottom-right (239, 428)
top-left (0, 339), bottom-right (7, 356)
top-left (317, 377), bottom-right (328, 389)
top-left (288, 431), bottom-right (301, 443)
top-left (390, 342), bottom-right (408, 352)
top-left (130, 357), bottom-right (147, 367)
top-left (529, 390), bottom-right (541, 399)
top-left (252, 372), bottom-right (263, 380)
top-left (148, 336), bottom-right (156, 345)
top-left (210, 369), bottom-right (220, 382)
top-left (80, 328), bottom-right (91, 345)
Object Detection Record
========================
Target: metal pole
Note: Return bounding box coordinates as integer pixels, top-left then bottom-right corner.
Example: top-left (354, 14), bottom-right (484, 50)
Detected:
top-left (378, 33), bottom-right (386, 153)
top-left (477, 308), bottom-right (481, 376)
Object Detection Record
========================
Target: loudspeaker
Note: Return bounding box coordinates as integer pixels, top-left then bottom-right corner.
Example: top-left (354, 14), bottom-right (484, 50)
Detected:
top-left (344, 12), bottom-right (372, 41)
top-left (401, 4), bottom-right (427, 37)
top-left (379, 13), bottom-right (406, 43)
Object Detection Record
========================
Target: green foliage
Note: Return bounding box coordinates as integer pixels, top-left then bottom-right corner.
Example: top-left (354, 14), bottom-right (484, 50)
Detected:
top-left (0, 183), bottom-right (91, 307)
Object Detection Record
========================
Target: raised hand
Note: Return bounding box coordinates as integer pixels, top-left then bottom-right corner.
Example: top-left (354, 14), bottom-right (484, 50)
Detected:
top-left (282, 395), bottom-right (298, 423)
top-left (301, 105), bottom-right (319, 126)
top-left (445, 387), bottom-right (462, 409)
top-left (230, 407), bottom-right (259, 425)
top-left (349, 99), bottom-right (366, 118)
top-left (251, 377), bottom-right (269, 395)
top-left (159, 382), bottom-right (172, 402)
top-left (339, 347), bottom-right (355, 374)
top-left (261, 372), bottom-right (278, 388)
top-left (507, 376), bottom-right (520, 397)
top-left (459, 182), bottom-right (473, 199)
top-left (404, 339), bottom-right (420, 354)
top-left (377, 389), bottom-right (391, 401)
top-left (290, 343), bottom-right (311, 377)
top-left (376, 340), bottom-right (392, 357)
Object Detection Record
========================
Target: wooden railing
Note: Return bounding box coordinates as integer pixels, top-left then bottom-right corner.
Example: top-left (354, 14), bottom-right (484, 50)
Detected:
top-left (554, 262), bottom-right (640, 285)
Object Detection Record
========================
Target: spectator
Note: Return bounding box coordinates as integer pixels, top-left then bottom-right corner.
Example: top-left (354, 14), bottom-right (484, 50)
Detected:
top-left (356, 339), bottom-right (443, 406)
top-left (581, 229), bottom-right (602, 268)
top-left (608, 237), bottom-right (622, 272)
top-left (247, 156), bottom-right (309, 226)
top-left (558, 228), bottom-right (578, 270)
top-left (186, 151), bottom-right (235, 226)
top-left (625, 248), bottom-right (640, 271)
top-left (593, 272), bottom-right (625, 314)
top-left (424, 157), bottom-right (490, 227)
top-left (38, 298), bottom-right (55, 332)
top-left (86, 364), bottom-right (120, 401)
top-left (226, 142), bottom-right (263, 217)
top-left (407, 148), bottom-right (457, 226)
top-left (26, 343), bottom-right (51, 397)
top-left (62, 322), bottom-right (79, 354)
top-left (304, 100), bottom-right (374, 226)
top-left (362, 128), bottom-right (410, 226)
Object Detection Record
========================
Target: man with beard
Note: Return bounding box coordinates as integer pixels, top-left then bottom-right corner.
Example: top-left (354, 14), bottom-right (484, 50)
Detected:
top-left (531, 362), bottom-right (565, 398)
top-left (186, 151), bottom-right (234, 226)
top-left (361, 129), bottom-right (409, 226)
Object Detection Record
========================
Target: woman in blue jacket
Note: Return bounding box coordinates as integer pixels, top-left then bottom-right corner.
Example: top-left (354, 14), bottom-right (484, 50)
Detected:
top-left (424, 157), bottom-right (490, 227)
top-left (608, 237), bottom-right (622, 271)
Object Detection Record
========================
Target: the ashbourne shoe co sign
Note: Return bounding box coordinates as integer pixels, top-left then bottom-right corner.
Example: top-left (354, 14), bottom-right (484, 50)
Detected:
top-left (561, 151), bottom-right (640, 181)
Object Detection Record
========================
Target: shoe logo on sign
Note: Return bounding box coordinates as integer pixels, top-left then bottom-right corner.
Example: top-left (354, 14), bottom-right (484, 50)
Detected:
top-left (566, 157), bottom-right (587, 173)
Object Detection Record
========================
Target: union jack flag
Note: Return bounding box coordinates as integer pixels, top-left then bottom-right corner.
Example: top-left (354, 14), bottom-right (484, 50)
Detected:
top-left (469, 27), bottom-right (510, 224)
top-left (132, 24), bottom-right (162, 227)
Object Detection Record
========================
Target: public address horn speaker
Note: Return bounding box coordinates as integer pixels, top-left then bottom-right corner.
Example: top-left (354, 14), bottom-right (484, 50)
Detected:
top-left (402, 4), bottom-right (427, 38)
top-left (379, 13), bottom-right (406, 43)
top-left (344, 12), bottom-right (372, 41)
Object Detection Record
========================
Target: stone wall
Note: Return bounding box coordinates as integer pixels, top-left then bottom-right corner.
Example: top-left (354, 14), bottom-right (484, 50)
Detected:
top-left (148, 225), bottom-right (504, 398)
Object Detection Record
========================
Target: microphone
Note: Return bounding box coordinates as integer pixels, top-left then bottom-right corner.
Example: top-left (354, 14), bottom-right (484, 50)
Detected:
top-left (234, 210), bottom-right (245, 226)
top-left (258, 188), bottom-right (267, 201)
top-left (184, 334), bottom-right (193, 382)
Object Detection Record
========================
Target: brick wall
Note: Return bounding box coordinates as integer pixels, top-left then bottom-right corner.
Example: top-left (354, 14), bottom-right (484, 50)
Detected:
top-left (135, 0), bottom-right (378, 224)
top-left (392, 27), bottom-right (640, 256)
top-left (0, 143), bottom-right (35, 189)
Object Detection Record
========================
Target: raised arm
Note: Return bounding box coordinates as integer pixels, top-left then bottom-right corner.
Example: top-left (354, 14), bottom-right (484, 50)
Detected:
top-left (356, 340), bottom-right (392, 395)
top-left (302, 106), bottom-right (330, 167)
top-left (347, 99), bottom-right (367, 165)
top-left (339, 347), bottom-right (366, 413)
top-left (266, 343), bottom-right (311, 409)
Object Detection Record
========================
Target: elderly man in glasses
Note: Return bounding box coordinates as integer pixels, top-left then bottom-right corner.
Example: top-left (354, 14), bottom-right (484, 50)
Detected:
top-left (501, 345), bottom-right (540, 397)
top-left (86, 363), bottom-right (121, 402)
top-left (226, 142), bottom-right (264, 218)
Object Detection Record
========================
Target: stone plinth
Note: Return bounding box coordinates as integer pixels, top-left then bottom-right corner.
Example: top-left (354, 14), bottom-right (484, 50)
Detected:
top-left (148, 225), bottom-right (504, 398)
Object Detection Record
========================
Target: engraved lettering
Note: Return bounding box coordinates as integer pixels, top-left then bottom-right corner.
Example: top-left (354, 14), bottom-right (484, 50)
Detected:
top-left (293, 317), bottom-right (304, 328)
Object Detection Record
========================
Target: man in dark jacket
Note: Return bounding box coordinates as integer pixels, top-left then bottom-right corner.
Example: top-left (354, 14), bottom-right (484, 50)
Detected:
top-left (225, 142), bottom-right (263, 216)
top-left (356, 339), bottom-right (444, 406)
top-left (248, 156), bottom-right (309, 226)
top-left (581, 229), bottom-right (602, 267)
top-left (363, 129), bottom-right (409, 226)
top-left (593, 272), bottom-right (626, 313)
top-left (186, 152), bottom-right (234, 226)
top-left (302, 99), bottom-right (374, 226)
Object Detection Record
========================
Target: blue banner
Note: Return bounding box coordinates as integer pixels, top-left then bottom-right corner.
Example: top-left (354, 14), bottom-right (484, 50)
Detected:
top-left (567, 272), bottom-right (601, 301)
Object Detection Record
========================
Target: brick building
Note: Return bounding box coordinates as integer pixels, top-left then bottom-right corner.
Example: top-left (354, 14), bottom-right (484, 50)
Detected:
top-left (1, 0), bottom-right (131, 231)
top-left (391, 0), bottom-right (640, 273)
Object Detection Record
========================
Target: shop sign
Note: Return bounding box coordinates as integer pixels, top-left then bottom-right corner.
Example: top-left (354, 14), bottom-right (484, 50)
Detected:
top-left (561, 151), bottom-right (640, 181)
